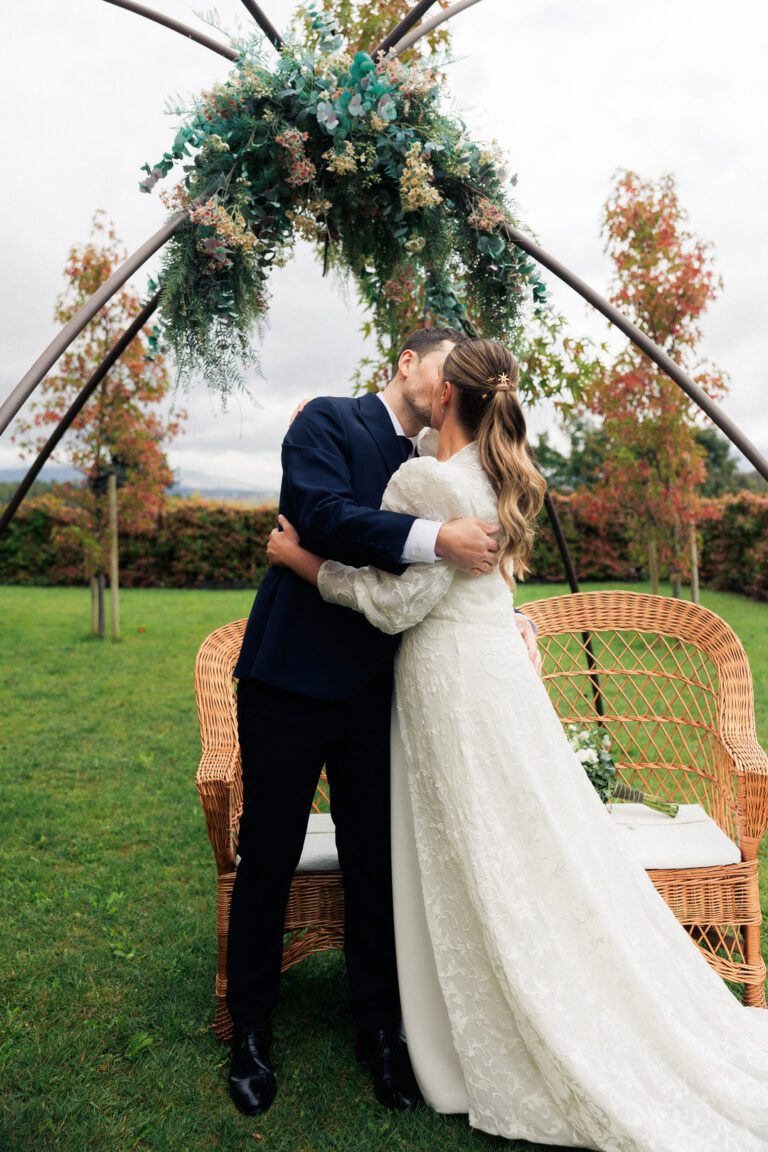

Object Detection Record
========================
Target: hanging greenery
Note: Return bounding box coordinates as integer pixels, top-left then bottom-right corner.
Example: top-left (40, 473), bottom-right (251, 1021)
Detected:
top-left (142, 5), bottom-right (548, 400)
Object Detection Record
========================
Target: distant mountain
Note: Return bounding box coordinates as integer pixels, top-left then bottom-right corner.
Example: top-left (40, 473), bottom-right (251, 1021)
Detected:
top-left (0, 466), bottom-right (79, 482)
top-left (167, 484), bottom-right (279, 504)
top-left (0, 469), bottom-right (278, 505)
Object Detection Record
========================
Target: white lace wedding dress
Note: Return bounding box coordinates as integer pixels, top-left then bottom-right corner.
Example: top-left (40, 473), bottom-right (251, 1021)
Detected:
top-left (317, 443), bottom-right (768, 1152)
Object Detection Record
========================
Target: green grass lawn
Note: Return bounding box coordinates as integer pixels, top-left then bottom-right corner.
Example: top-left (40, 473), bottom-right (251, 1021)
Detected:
top-left (1, 582), bottom-right (766, 1152)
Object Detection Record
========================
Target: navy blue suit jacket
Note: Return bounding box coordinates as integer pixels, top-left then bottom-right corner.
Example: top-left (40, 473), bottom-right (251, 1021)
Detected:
top-left (234, 392), bottom-right (418, 701)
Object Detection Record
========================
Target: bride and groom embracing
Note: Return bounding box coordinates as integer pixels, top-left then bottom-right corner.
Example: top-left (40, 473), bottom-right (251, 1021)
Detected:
top-left (227, 330), bottom-right (768, 1151)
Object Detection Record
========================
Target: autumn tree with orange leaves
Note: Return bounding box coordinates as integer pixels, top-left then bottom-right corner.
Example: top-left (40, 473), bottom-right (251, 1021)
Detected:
top-left (13, 212), bottom-right (184, 635)
top-left (582, 171), bottom-right (728, 597)
top-left (294, 0), bottom-right (454, 58)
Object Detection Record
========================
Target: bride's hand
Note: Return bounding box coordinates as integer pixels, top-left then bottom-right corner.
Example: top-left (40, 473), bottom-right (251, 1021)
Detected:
top-left (267, 514), bottom-right (301, 567)
top-left (289, 399), bottom-right (310, 426)
top-left (266, 515), bottom-right (325, 587)
top-left (515, 613), bottom-right (543, 677)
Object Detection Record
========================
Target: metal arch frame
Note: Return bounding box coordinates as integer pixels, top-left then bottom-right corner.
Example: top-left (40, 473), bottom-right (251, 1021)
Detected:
top-left (238, 0), bottom-right (283, 50)
top-left (390, 0), bottom-right (486, 56)
top-left (0, 295), bottom-right (160, 538)
top-left (373, 0), bottom-right (442, 57)
top-left (104, 0), bottom-right (283, 55)
top-left (2, 0), bottom-right (765, 576)
top-left (497, 222), bottom-right (768, 480)
top-left (0, 213), bottom-right (184, 437)
top-left (103, 0), bottom-right (238, 60)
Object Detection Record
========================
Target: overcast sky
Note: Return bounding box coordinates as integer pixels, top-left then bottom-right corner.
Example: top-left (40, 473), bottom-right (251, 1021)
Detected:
top-left (1, 0), bottom-right (766, 492)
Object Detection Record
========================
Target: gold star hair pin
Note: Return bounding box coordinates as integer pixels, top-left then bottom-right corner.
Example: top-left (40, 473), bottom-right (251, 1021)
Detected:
top-left (486, 372), bottom-right (515, 392)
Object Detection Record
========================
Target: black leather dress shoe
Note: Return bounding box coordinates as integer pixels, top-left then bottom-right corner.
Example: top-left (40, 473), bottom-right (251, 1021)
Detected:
top-left (228, 1028), bottom-right (277, 1116)
top-left (357, 1026), bottom-right (423, 1111)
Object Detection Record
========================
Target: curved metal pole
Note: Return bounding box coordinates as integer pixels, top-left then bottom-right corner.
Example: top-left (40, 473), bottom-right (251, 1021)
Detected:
top-left (543, 490), bottom-right (579, 593)
top-left (1, 0), bottom-right (253, 437)
top-left (391, 0), bottom-right (487, 57)
top-left (2, 4), bottom-right (277, 440)
top-left (373, 0), bottom-right (441, 57)
top-left (0, 213), bottom-right (185, 439)
top-left (543, 489), bottom-right (605, 715)
top-left (496, 220), bottom-right (768, 482)
top-left (102, 0), bottom-right (238, 60)
top-left (238, 0), bottom-right (283, 51)
top-left (0, 295), bottom-right (160, 540)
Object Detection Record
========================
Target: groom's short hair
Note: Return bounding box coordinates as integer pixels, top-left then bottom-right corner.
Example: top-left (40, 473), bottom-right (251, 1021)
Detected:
top-left (393, 327), bottom-right (464, 376)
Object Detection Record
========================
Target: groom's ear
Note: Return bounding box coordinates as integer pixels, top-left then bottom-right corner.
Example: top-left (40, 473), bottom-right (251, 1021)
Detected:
top-left (398, 348), bottom-right (417, 378)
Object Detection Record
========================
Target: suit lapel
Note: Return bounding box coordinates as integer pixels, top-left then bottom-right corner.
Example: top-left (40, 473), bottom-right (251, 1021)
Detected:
top-left (356, 391), bottom-right (404, 478)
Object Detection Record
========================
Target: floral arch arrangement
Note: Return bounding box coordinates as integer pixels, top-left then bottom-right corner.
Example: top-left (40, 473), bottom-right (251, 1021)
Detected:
top-left (141, 6), bottom-right (548, 399)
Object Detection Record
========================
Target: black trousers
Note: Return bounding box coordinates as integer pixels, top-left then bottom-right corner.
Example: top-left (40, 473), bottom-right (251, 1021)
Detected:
top-left (226, 667), bottom-right (400, 1033)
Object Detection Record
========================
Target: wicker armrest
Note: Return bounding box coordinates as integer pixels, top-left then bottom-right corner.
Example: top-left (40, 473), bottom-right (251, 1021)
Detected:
top-left (194, 619), bottom-right (248, 873)
top-left (195, 748), bottom-right (241, 871)
top-left (729, 735), bottom-right (768, 859)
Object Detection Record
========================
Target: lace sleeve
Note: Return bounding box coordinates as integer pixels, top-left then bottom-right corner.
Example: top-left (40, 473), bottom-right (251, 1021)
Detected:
top-left (317, 457), bottom-right (464, 635)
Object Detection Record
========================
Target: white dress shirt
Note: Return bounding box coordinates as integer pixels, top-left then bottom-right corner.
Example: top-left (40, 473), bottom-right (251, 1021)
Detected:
top-left (377, 393), bottom-right (442, 564)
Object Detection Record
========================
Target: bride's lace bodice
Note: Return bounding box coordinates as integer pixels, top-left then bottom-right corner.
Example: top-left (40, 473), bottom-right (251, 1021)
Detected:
top-left (317, 443), bottom-right (515, 633)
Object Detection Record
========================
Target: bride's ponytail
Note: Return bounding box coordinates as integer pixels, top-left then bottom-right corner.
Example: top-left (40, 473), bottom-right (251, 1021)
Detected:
top-left (441, 339), bottom-right (547, 588)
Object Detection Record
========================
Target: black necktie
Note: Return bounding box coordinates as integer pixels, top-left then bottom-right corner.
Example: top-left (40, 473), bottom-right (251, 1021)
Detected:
top-left (398, 435), bottom-right (413, 462)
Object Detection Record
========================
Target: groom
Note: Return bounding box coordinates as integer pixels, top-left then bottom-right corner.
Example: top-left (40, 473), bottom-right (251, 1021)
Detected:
top-left (227, 327), bottom-right (540, 1116)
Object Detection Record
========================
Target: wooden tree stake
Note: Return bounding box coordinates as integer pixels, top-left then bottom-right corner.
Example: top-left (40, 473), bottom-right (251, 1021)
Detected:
top-left (109, 470), bottom-right (120, 640)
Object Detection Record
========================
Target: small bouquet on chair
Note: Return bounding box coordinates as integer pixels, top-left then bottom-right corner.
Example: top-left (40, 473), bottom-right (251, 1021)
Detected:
top-left (566, 725), bottom-right (679, 818)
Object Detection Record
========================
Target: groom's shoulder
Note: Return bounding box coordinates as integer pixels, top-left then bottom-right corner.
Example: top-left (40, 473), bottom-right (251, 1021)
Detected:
top-left (286, 394), bottom-right (358, 443)
top-left (304, 394), bottom-right (358, 418)
top-left (298, 394), bottom-right (359, 427)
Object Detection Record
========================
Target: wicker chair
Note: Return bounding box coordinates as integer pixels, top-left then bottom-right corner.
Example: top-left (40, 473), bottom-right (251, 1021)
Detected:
top-left (195, 619), bottom-right (344, 1042)
top-left (522, 590), bottom-right (768, 1007)
top-left (196, 592), bottom-right (768, 1038)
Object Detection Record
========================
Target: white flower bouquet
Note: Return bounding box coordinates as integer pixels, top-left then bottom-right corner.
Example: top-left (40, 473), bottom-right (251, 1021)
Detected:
top-left (566, 725), bottom-right (678, 818)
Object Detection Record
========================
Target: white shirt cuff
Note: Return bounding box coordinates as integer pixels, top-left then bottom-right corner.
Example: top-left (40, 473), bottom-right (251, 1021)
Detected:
top-left (400, 518), bottom-right (442, 564)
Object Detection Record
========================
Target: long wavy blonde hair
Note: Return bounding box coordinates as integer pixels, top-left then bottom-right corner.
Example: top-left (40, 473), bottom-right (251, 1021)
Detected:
top-left (442, 338), bottom-right (547, 588)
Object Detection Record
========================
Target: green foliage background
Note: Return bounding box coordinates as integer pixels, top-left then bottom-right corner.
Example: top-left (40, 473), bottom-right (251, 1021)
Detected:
top-left (2, 492), bottom-right (766, 598)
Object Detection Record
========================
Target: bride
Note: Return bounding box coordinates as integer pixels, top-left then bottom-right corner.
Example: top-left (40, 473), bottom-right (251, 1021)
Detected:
top-left (267, 337), bottom-right (768, 1152)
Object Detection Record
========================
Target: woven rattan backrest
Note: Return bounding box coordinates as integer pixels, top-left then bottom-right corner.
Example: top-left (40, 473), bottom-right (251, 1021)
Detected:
top-left (195, 618), bottom-right (331, 814)
top-left (522, 591), bottom-right (758, 841)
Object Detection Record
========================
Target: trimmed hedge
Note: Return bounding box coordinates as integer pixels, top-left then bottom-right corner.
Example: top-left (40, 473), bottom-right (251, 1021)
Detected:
top-left (0, 500), bottom-right (275, 590)
top-left (530, 492), bottom-right (639, 583)
top-left (1, 492), bottom-right (766, 599)
top-left (696, 493), bottom-right (768, 601)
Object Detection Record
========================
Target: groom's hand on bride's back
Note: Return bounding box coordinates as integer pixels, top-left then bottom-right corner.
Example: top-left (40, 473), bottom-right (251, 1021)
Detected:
top-left (435, 518), bottom-right (500, 575)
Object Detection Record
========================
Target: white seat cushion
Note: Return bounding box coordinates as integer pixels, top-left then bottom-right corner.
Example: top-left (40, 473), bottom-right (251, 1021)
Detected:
top-left (237, 805), bottom-right (739, 874)
top-left (297, 812), bottom-right (339, 872)
top-left (234, 812), bottom-right (340, 872)
top-left (606, 802), bottom-right (741, 868)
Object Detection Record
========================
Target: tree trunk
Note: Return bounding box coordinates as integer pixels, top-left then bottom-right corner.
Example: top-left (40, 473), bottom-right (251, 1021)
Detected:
top-left (90, 573), bottom-right (100, 635)
top-left (670, 520), bottom-right (682, 599)
top-left (689, 521), bottom-right (700, 604)
top-left (93, 488), bottom-right (107, 638)
top-left (97, 571), bottom-right (106, 638)
top-left (108, 471), bottom-right (120, 640)
top-left (647, 524), bottom-right (659, 595)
